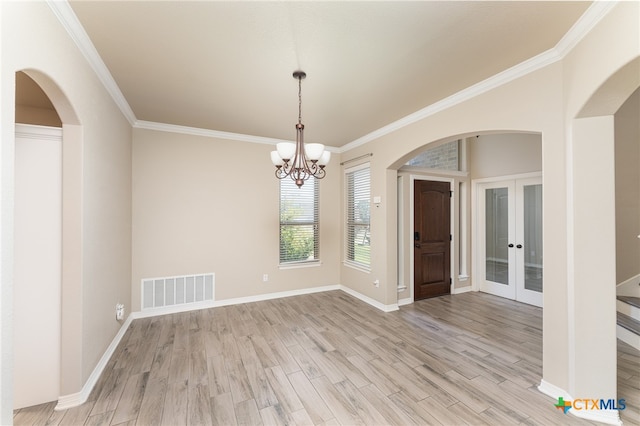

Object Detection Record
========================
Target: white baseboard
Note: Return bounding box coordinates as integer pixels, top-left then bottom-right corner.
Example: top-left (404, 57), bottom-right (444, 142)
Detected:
top-left (134, 284), bottom-right (342, 319)
top-left (452, 285), bottom-right (473, 295)
top-left (538, 380), bottom-right (622, 426)
top-left (339, 286), bottom-right (399, 312)
top-left (538, 379), bottom-right (571, 401)
top-left (616, 274), bottom-right (640, 297)
top-left (54, 283), bottom-right (399, 410)
top-left (55, 313), bottom-right (134, 411)
top-left (398, 297), bottom-right (413, 306)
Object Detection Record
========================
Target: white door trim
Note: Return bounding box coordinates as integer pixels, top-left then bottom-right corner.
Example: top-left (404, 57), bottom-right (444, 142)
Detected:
top-left (471, 172), bottom-right (542, 298)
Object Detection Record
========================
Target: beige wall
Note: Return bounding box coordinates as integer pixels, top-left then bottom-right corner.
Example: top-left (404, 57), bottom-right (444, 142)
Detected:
top-left (615, 88), bottom-right (640, 284)
top-left (1, 1), bottom-right (132, 416)
top-left (131, 128), bottom-right (341, 311)
top-left (469, 133), bottom-right (542, 180)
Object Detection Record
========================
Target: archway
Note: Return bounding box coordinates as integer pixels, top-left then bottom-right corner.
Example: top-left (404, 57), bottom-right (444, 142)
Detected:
top-left (12, 69), bottom-right (83, 409)
top-left (14, 72), bottom-right (62, 408)
top-left (566, 57), bottom-right (639, 425)
top-left (392, 131), bottom-right (543, 305)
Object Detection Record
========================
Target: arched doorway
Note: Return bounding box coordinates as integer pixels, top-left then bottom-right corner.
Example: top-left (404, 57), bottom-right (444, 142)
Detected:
top-left (12, 70), bottom-right (83, 409)
top-left (565, 57), bottom-right (639, 425)
top-left (14, 72), bottom-right (63, 409)
top-left (395, 132), bottom-right (543, 306)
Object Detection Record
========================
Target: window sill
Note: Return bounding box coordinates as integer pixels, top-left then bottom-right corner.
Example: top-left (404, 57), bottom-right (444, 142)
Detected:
top-left (279, 261), bottom-right (322, 270)
top-left (343, 261), bottom-right (371, 273)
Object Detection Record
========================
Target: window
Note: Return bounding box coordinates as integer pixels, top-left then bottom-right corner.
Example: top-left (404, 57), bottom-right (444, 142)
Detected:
top-left (405, 139), bottom-right (460, 171)
top-left (345, 164), bottom-right (370, 269)
top-left (279, 177), bottom-right (319, 264)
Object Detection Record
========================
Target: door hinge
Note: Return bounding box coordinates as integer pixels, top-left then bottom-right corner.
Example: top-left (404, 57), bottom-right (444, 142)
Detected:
top-left (449, 278), bottom-right (452, 284)
top-left (449, 191), bottom-right (453, 198)
top-left (450, 234), bottom-right (452, 241)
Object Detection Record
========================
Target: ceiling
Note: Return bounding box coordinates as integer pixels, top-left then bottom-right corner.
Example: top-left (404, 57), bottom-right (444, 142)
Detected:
top-left (45, 2), bottom-right (592, 148)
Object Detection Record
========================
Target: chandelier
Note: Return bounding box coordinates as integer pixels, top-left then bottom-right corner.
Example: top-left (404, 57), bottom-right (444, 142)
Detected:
top-left (271, 70), bottom-right (330, 188)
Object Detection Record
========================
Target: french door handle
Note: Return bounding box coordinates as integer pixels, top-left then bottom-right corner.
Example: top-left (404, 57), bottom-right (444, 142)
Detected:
top-left (508, 244), bottom-right (514, 248)
top-left (516, 244), bottom-right (523, 249)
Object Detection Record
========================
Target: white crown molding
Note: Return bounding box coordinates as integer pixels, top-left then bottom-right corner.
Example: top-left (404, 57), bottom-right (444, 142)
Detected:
top-left (50, 0), bottom-right (616, 154)
top-left (46, 0), bottom-right (136, 125)
top-left (134, 120), bottom-right (291, 146)
top-left (15, 124), bottom-right (62, 141)
top-left (554, 1), bottom-right (619, 58)
top-left (338, 1), bottom-right (618, 154)
top-left (134, 120), bottom-right (341, 152)
top-left (338, 47), bottom-right (561, 153)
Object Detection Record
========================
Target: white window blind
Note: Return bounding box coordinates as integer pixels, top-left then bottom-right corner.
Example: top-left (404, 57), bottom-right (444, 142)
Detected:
top-left (346, 164), bottom-right (370, 268)
top-left (279, 177), bottom-right (319, 264)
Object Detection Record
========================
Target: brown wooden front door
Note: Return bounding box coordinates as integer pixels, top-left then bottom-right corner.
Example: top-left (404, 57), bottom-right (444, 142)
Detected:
top-left (414, 180), bottom-right (451, 300)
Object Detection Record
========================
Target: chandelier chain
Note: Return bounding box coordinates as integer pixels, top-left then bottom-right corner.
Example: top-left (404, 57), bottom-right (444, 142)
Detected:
top-left (298, 75), bottom-right (302, 124)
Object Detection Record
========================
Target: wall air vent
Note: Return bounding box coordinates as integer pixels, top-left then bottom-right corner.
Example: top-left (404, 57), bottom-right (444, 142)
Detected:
top-left (142, 273), bottom-right (214, 311)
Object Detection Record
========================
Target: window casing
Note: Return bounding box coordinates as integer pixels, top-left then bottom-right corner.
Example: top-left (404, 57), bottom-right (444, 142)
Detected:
top-left (279, 177), bottom-right (319, 264)
top-left (345, 164), bottom-right (371, 269)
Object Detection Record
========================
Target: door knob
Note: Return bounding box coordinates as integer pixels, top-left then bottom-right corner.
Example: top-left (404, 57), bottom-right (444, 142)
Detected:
top-left (516, 244), bottom-right (523, 249)
top-left (415, 243), bottom-right (421, 248)
top-left (508, 244), bottom-right (514, 248)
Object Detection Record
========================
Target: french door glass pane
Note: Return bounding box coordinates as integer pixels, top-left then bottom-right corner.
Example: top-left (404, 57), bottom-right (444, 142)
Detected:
top-left (523, 184), bottom-right (543, 292)
top-left (486, 187), bottom-right (509, 285)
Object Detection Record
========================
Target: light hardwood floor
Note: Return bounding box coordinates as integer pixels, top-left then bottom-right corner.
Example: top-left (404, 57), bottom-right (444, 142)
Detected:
top-left (13, 291), bottom-right (640, 425)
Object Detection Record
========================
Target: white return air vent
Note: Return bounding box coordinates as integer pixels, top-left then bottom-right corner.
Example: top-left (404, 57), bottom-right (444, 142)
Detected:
top-left (142, 273), bottom-right (215, 311)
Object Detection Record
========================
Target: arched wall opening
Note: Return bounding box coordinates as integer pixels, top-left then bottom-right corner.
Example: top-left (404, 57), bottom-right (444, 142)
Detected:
top-left (13, 72), bottom-right (63, 409)
top-left (392, 131), bottom-right (543, 304)
top-left (12, 69), bottom-right (83, 407)
top-left (565, 56), bottom-right (639, 424)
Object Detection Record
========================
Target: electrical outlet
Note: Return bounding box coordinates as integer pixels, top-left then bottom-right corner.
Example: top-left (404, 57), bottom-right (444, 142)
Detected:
top-left (263, 274), bottom-right (269, 282)
top-left (116, 303), bottom-right (125, 321)
top-left (373, 279), bottom-right (380, 288)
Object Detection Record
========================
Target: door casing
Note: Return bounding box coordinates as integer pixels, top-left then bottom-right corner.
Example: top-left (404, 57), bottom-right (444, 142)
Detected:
top-left (472, 171), bottom-right (543, 306)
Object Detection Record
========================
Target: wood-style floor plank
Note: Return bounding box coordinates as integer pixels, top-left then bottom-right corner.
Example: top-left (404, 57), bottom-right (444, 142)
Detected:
top-left (12, 291), bottom-right (638, 425)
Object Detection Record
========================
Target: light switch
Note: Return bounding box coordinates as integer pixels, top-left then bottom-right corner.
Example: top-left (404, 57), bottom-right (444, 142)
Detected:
top-left (373, 196), bottom-right (381, 204)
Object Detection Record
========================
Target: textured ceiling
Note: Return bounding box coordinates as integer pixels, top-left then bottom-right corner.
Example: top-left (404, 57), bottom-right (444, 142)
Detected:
top-left (57, 1), bottom-right (593, 147)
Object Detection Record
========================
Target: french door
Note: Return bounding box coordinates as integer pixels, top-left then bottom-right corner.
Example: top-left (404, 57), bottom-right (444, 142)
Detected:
top-left (478, 176), bottom-right (542, 307)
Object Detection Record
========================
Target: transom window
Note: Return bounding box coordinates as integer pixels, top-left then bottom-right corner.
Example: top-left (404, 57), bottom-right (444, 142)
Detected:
top-left (405, 139), bottom-right (460, 171)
